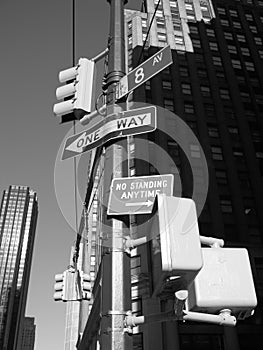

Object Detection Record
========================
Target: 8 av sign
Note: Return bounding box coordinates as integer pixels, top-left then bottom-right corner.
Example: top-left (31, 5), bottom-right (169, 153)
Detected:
top-left (116, 45), bottom-right (173, 100)
top-left (107, 174), bottom-right (174, 215)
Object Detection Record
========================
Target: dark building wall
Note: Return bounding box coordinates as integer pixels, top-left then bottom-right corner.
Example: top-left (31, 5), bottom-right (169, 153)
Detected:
top-left (129, 1), bottom-right (263, 349)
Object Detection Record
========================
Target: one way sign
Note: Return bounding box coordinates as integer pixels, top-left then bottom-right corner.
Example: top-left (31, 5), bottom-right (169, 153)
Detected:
top-left (62, 106), bottom-right (156, 160)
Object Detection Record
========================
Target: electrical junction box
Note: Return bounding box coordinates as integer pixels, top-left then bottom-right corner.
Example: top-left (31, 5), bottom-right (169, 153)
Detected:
top-left (150, 195), bottom-right (203, 297)
top-left (187, 248), bottom-right (257, 319)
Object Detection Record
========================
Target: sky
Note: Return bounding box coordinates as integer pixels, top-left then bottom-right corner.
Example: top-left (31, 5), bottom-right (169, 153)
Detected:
top-left (0, 0), bottom-right (142, 349)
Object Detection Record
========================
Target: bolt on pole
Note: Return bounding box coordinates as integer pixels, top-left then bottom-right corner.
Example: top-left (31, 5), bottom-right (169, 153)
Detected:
top-left (100, 1), bottom-right (132, 350)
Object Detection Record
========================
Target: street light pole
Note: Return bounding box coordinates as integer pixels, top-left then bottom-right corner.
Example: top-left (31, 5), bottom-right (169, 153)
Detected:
top-left (100, 1), bottom-right (132, 349)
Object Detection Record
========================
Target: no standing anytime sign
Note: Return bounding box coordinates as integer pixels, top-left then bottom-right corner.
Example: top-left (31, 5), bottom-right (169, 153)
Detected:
top-left (107, 174), bottom-right (174, 215)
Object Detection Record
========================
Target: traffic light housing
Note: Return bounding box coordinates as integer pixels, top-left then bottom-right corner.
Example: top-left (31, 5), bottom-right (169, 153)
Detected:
top-left (54, 273), bottom-right (65, 301)
top-left (187, 247), bottom-right (257, 319)
top-left (53, 58), bottom-right (96, 123)
top-left (54, 269), bottom-right (91, 302)
top-left (150, 194), bottom-right (203, 297)
top-left (80, 271), bottom-right (92, 300)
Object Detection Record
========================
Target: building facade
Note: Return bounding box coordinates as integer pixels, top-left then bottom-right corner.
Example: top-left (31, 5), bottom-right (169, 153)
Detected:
top-left (64, 243), bottom-right (90, 350)
top-left (20, 317), bottom-right (36, 350)
top-left (0, 186), bottom-right (38, 350)
top-left (78, 0), bottom-right (263, 349)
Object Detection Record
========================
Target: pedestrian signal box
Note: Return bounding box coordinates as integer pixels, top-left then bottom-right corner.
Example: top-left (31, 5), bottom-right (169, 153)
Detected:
top-left (187, 248), bottom-right (257, 319)
top-left (150, 195), bottom-right (203, 297)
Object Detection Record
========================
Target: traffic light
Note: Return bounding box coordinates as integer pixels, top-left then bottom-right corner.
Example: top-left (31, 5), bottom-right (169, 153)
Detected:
top-left (54, 273), bottom-right (65, 301)
top-left (54, 269), bottom-right (92, 302)
top-left (80, 271), bottom-right (92, 300)
top-left (149, 194), bottom-right (203, 296)
top-left (53, 58), bottom-right (96, 123)
top-left (187, 247), bottom-right (257, 320)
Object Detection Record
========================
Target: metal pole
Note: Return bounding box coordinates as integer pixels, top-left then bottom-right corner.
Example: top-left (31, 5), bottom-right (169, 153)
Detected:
top-left (100, 1), bottom-right (132, 350)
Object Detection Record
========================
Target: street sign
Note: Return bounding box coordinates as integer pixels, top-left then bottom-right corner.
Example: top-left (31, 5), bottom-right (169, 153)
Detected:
top-left (107, 174), bottom-right (174, 215)
top-left (62, 106), bottom-right (156, 160)
top-left (116, 45), bottom-right (173, 100)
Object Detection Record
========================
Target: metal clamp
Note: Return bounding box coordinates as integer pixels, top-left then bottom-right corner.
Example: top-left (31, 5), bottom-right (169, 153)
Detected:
top-left (200, 235), bottom-right (224, 248)
top-left (123, 236), bottom-right (147, 254)
top-left (183, 309), bottom-right (236, 327)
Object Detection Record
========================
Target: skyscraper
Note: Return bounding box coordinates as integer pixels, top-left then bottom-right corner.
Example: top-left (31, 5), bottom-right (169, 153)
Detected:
top-left (0, 185), bottom-right (38, 350)
top-left (77, 0), bottom-right (263, 349)
top-left (20, 317), bottom-right (36, 350)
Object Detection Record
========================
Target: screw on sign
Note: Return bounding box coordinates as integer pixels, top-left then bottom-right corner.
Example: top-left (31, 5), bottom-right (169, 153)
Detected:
top-left (116, 45), bottom-right (173, 100)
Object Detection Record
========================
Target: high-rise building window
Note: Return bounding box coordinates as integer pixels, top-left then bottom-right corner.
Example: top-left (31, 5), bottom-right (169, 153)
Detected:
top-left (167, 140), bottom-right (180, 160)
top-left (206, 28), bottom-right (215, 37)
top-left (249, 25), bottom-right (258, 33)
top-left (212, 56), bottom-right (222, 66)
top-left (179, 67), bottom-right (189, 77)
top-left (229, 9), bottom-right (238, 17)
top-left (184, 103), bottom-right (195, 114)
top-left (231, 59), bottom-right (242, 69)
top-left (200, 0), bottom-right (213, 20)
top-left (208, 126), bottom-right (219, 138)
top-left (224, 32), bottom-right (234, 41)
top-left (209, 42), bottom-right (219, 51)
top-left (170, 0), bottom-right (177, 8)
top-left (237, 34), bottom-right (246, 42)
top-left (141, 19), bottom-right (147, 28)
top-left (190, 144), bottom-right (201, 158)
top-left (245, 13), bottom-right (254, 21)
top-left (190, 26), bottom-right (198, 34)
top-left (158, 32), bottom-right (167, 43)
top-left (145, 80), bottom-right (151, 91)
top-left (240, 47), bottom-right (250, 56)
top-left (162, 80), bottom-right (172, 90)
top-left (233, 147), bottom-right (244, 158)
top-left (201, 85), bottom-right (211, 97)
top-left (204, 103), bottom-right (215, 118)
top-left (132, 298), bottom-right (142, 316)
top-left (236, 74), bottom-right (246, 84)
top-left (192, 38), bottom-right (201, 48)
top-left (220, 19), bottom-right (230, 26)
top-left (215, 170), bottom-right (228, 184)
top-left (181, 83), bottom-right (192, 95)
top-left (228, 44), bottom-right (238, 54)
top-left (220, 88), bottom-right (230, 100)
top-left (211, 146), bottom-right (223, 160)
top-left (220, 198), bottom-right (233, 213)
top-left (217, 7), bottom-right (226, 15)
top-left (233, 21), bottom-right (242, 29)
top-left (164, 98), bottom-right (175, 112)
top-left (254, 37), bottom-right (263, 45)
top-left (240, 91), bottom-right (251, 102)
top-left (245, 61), bottom-right (255, 71)
top-left (198, 68), bottom-right (208, 78)
top-left (228, 126), bottom-right (239, 135)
